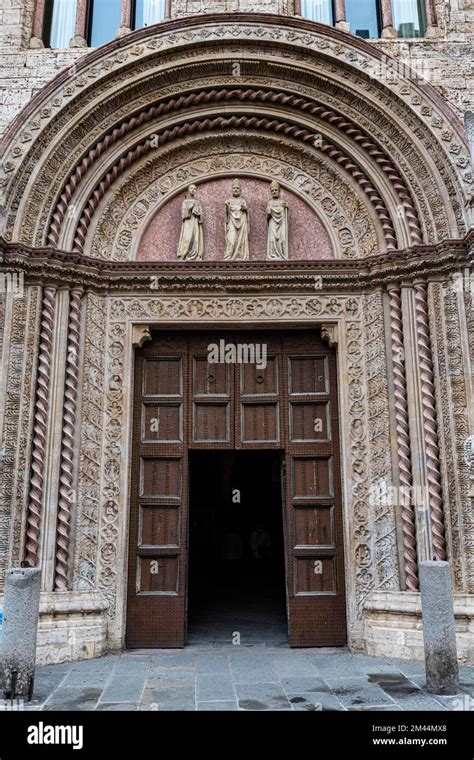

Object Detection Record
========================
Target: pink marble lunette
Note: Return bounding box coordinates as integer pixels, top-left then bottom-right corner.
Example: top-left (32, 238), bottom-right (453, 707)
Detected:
top-left (137, 177), bottom-right (334, 262)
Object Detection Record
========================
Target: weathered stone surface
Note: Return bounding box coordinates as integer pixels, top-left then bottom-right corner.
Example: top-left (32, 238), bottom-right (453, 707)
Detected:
top-left (0, 567), bottom-right (41, 699)
top-left (364, 591), bottom-right (474, 666)
top-left (419, 561), bottom-right (460, 695)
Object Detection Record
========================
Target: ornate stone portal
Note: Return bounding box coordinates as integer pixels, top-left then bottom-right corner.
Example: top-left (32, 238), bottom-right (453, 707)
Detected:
top-left (0, 14), bottom-right (472, 665)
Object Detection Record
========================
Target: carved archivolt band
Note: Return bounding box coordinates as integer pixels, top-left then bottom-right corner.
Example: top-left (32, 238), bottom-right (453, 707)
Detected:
top-left (46, 87), bottom-right (421, 249)
top-left (71, 115), bottom-right (398, 254)
top-left (414, 283), bottom-right (447, 561)
top-left (24, 286), bottom-right (56, 567)
top-left (54, 288), bottom-right (83, 590)
top-left (388, 287), bottom-right (418, 590)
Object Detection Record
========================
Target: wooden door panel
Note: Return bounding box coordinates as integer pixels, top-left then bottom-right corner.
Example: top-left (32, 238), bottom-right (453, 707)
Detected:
top-left (282, 333), bottom-right (346, 647)
top-left (237, 334), bottom-right (281, 449)
top-left (143, 357), bottom-right (183, 396)
top-left (294, 506), bottom-right (335, 547)
top-left (139, 505), bottom-right (179, 547)
top-left (190, 333), bottom-right (234, 448)
top-left (126, 335), bottom-right (188, 648)
top-left (290, 401), bottom-right (331, 442)
top-left (127, 330), bottom-right (347, 648)
top-left (291, 456), bottom-right (334, 500)
top-left (241, 402), bottom-right (279, 443)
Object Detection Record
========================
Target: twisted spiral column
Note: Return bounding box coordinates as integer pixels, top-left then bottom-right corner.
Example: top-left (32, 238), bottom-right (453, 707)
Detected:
top-left (388, 287), bottom-right (418, 590)
top-left (54, 288), bottom-right (83, 590)
top-left (71, 114), bottom-right (397, 253)
top-left (24, 286), bottom-right (57, 567)
top-left (414, 283), bottom-right (446, 561)
top-left (47, 88), bottom-right (421, 247)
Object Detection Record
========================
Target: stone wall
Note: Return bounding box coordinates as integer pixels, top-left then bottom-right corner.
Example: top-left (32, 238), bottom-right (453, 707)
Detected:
top-left (0, 1), bottom-right (473, 137)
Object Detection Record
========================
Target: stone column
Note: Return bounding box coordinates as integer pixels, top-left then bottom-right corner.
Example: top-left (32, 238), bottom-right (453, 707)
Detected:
top-left (414, 283), bottom-right (446, 562)
top-left (30, 0), bottom-right (45, 48)
top-left (334, 0), bottom-right (349, 32)
top-left (388, 286), bottom-right (419, 590)
top-left (24, 286), bottom-right (56, 568)
top-left (54, 288), bottom-right (83, 591)
top-left (70, 0), bottom-right (89, 47)
top-left (117, 0), bottom-right (133, 36)
top-left (380, 0), bottom-right (398, 38)
top-left (425, 0), bottom-right (439, 37)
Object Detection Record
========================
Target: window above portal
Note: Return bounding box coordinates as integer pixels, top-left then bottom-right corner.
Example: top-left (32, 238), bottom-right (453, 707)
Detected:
top-left (298, 0), bottom-right (429, 39)
top-left (38, 0), bottom-right (434, 49)
top-left (41, 0), bottom-right (169, 50)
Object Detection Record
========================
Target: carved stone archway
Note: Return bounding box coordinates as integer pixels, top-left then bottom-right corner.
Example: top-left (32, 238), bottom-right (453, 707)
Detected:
top-left (0, 14), bottom-right (472, 664)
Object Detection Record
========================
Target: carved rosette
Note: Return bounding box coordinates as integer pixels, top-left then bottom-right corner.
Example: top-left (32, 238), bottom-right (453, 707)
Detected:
top-left (24, 286), bottom-right (56, 567)
top-left (388, 287), bottom-right (418, 590)
top-left (54, 288), bottom-right (83, 590)
top-left (414, 283), bottom-right (446, 561)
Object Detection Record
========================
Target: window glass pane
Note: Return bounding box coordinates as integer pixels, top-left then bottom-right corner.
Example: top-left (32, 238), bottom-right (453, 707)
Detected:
top-left (134, 0), bottom-right (166, 28)
top-left (392, 0), bottom-right (426, 38)
top-left (48, 0), bottom-right (76, 48)
top-left (346, 0), bottom-right (380, 38)
top-left (89, 0), bottom-right (121, 47)
top-left (300, 0), bottom-right (333, 25)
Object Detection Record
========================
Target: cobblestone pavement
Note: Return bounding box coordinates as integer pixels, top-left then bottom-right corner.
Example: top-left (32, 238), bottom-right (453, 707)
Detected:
top-left (22, 648), bottom-right (474, 712)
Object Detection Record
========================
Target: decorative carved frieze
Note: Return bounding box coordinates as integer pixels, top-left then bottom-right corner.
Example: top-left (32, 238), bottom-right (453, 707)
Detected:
top-left (365, 291), bottom-right (399, 591)
top-left (429, 280), bottom-right (474, 591)
top-left (0, 295), bottom-right (28, 587)
top-left (10, 287), bottom-right (41, 568)
top-left (73, 293), bottom-right (107, 591)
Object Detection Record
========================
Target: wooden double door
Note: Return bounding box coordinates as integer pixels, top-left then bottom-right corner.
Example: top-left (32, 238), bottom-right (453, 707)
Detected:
top-left (126, 330), bottom-right (347, 648)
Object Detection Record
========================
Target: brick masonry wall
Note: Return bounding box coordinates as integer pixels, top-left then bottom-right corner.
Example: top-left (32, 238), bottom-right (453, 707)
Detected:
top-left (0, 0), bottom-right (472, 137)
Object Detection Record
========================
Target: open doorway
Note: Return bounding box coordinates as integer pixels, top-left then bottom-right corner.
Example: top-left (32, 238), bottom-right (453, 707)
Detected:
top-left (187, 450), bottom-right (287, 645)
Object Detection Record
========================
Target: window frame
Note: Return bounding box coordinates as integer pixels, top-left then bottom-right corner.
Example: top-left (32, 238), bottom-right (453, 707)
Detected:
top-left (132, 0), bottom-right (171, 31)
top-left (297, 0), bottom-right (431, 39)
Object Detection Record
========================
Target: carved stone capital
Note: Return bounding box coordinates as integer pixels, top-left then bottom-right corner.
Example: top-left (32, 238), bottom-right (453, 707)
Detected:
top-left (320, 323), bottom-right (338, 347)
top-left (132, 324), bottom-right (152, 348)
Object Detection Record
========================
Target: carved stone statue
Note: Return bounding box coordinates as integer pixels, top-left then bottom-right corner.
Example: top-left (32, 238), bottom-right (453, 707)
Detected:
top-left (177, 184), bottom-right (204, 260)
top-left (224, 179), bottom-right (250, 261)
top-left (267, 180), bottom-right (289, 260)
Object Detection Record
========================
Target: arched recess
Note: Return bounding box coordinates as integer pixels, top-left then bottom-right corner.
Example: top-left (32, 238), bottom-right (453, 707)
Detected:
top-left (87, 133), bottom-right (384, 260)
top-left (0, 14), bottom-right (470, 257)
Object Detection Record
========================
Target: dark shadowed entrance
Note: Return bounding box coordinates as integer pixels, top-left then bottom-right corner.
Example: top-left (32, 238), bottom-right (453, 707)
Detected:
top-left (187, 450), bottom-right (287, 645)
